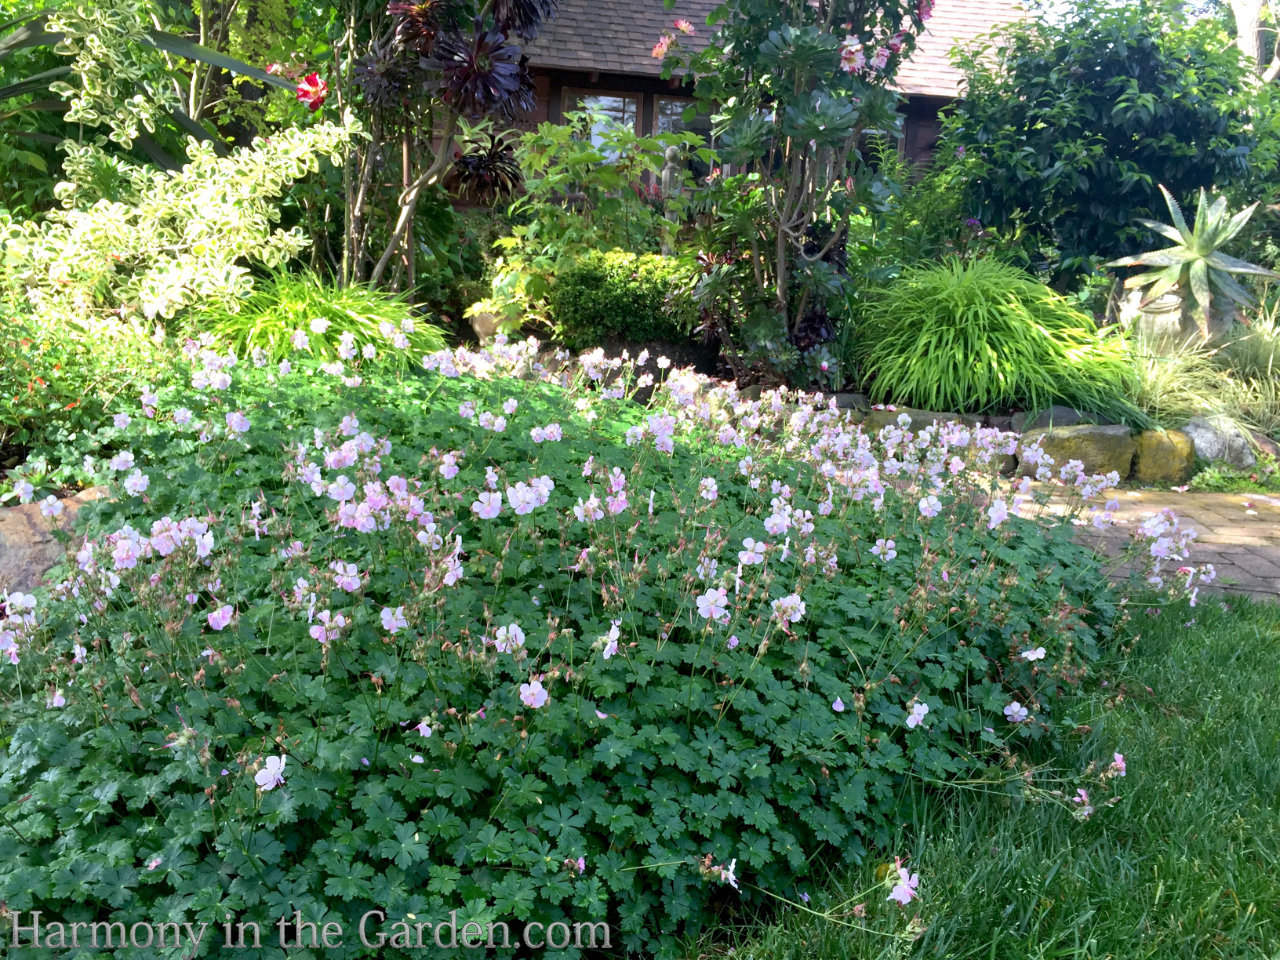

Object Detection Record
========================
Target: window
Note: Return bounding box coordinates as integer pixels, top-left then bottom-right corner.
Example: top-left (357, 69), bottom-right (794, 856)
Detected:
top-left (653, 96), bottom-right (703, 137)
top-left (565, 91), bottom-right (640, 154)
top-left (653, 96), bottom-right (714, 179)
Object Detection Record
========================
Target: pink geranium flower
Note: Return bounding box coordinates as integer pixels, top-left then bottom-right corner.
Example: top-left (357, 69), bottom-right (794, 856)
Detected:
top-left (381, 606), bottom-right (407, 634)
top-left (906, 702), bottom-right (929, 729)
top-left (696, 588), bottom-right (729, 621)
top-left (519, 679), bottom-right (549, 709)
top-left (471, 491), bottom-right (502, 519)
top-left (887, 860), bottom-right (919, 905)
top-left (255, 755), bottom-right (287, 790)
top-left (207, 605), bottom-right (234, 631)
top-left (1004, 701), bottom-right (1029, 723)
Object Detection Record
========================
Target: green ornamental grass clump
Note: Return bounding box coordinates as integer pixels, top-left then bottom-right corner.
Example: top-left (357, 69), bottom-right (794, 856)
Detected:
top-left (857, 258), bottom-right (1143, 421)
top-left (0, 338), bottom-right (1208, 957)
top-left (193, 271), bottom-right (446, 369)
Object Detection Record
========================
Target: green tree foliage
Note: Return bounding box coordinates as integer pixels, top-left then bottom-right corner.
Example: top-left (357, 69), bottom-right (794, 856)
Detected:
top-left (662, 0), bottom-right (934, 334)
top-left (947, 0), bottom-right (1262, 283)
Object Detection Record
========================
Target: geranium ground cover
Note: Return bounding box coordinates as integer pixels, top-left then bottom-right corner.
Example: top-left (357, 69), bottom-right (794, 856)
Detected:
top-left (0, 338), bottom-right (1211, 958)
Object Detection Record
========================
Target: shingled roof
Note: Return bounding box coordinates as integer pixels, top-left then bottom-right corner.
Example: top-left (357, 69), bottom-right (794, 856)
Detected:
top-left (894, 0), bottom-right (1024, 98)
top-left (523, 0), bottom-right (1024, 97)
top-left (523, 0), bottom-right (721, 78)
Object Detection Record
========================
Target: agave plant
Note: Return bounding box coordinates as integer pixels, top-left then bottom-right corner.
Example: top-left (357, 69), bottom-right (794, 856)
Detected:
top-left (1108, 185), bottom-right (1278, 340)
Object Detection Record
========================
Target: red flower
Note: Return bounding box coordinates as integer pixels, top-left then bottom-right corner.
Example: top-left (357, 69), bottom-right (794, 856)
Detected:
top-left (296, 73), bottom-right (329, 111)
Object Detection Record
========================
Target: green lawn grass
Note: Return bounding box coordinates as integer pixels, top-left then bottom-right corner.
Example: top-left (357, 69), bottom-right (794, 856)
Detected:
top-left (693, 596), bottom-right (1280, 960)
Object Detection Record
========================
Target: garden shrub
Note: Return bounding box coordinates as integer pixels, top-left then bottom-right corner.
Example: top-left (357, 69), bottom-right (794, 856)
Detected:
top-left (0, 117), bottom-right (359, 326)
top-left (0, 307), bottom-right (174, 495)
top-left (846, 138), bottom-right (1014, 280)
top-left (855, 258), bottom-right (1144, 421)
top-left (548, 250), bottom-right (696, 351)
top-left (947, 0), bottom-right (1261, 283)
top-left (415, 206), bottom-right (513, 323)
top-left (192, 270), bottom-right (446, 369)
top-left (475, 114), bottom-right (707, 331)
top-left (0, 338), bottom-right (1209, 958)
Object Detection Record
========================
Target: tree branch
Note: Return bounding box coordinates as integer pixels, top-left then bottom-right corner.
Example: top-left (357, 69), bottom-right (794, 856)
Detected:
top-left (369, 112), bottom-right (458, 285)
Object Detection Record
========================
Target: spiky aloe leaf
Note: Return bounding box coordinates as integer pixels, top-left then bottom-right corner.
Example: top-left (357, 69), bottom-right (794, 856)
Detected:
top-left (1159, 184), bottom-right (1192, 243)
top-left (1217, 202), bottom-right (1262, 246)
top-left (1188, 258), bottom-right (1212, 320)
top-left (1192, 188), bottom-right (1212, 242)
top-left (1110, 249), bottom-right (1190, 269)
top-left (1212, 271), bottom-right (1256, 308)
top-left (1134, 218), bottom-right (1184, 245)
top-left (1129, 269), bottom-right (1181, 303)
top-left (1205, 250), bottom-right (1279, 277)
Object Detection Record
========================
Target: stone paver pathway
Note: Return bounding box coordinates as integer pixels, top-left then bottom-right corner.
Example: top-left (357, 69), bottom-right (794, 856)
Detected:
top-left (1068, 490), bottom-right (1280, 602)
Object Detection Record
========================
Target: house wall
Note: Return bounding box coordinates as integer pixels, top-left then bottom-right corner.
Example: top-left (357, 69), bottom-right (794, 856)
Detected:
top-left (518, 70), bottom-right (953, 165)
top-left (518, 69), bottom-right (698, 133)
top-left (901, 96), bottom-right (949, 166)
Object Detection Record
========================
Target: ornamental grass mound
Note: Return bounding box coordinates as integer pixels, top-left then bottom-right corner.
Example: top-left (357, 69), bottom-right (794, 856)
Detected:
top-left (856, 257), bottom-right (1144, 423)
top-left (0, 338), bottom-right (1211, 958)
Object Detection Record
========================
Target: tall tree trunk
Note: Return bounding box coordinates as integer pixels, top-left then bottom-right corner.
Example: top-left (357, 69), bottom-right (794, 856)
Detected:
top-left (1230, 0), bottom-right (1280, 80)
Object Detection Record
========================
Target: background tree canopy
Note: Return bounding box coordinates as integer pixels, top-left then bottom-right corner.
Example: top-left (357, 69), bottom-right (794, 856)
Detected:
top-left (945, 0), bottom-right (1266, 284)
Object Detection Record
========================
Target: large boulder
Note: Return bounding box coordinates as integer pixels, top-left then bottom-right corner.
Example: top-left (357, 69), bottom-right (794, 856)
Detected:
top-left (1250, 430), bottom-right (1280, 461)
top-left (1132, 429), bottom-right (1195, 485)
top-left (1009, 405), bottom-right (1113, 433)
top-left (832, 392), bottom-right (870, 413)
top-left (0, 487), bottom-right (106, 594)
top-left (862, 407), bottom-right (984, 434)
top-left (1018, 424), bottom-right (1136, 479)
top-left (1182, 417), bottom-right (1256, 469)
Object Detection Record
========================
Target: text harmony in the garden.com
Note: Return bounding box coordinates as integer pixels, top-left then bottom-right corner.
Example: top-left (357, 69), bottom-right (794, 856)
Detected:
top-left (8, 910), bottom-right (613, 952)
